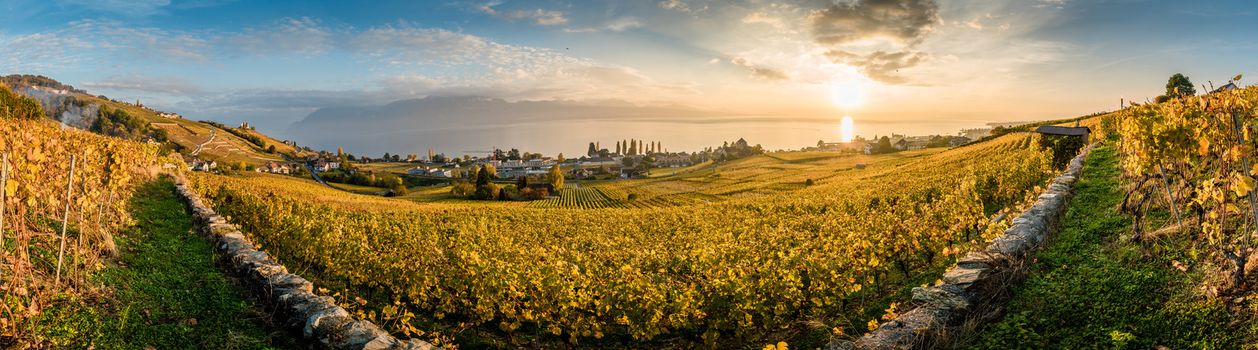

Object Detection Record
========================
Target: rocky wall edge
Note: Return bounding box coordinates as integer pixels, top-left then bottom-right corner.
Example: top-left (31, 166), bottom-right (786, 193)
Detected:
top-left (170, 176), bottom-right (439, 350)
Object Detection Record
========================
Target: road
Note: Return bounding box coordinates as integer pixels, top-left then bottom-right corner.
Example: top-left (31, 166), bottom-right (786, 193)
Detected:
top-left (190, 129), bottom-right (216, 156)
top-left (298, 162), bottom-right (329, 187)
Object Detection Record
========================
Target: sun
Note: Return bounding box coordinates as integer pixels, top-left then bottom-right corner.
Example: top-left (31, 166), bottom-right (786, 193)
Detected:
top-left (829, 80), bottom-right (865, 108)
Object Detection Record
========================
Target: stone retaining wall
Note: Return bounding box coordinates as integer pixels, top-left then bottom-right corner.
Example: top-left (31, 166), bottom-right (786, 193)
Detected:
top-left (833, 144), bottom-right (1097, 350)
top-left (171, 176), bottom-right (439, 350)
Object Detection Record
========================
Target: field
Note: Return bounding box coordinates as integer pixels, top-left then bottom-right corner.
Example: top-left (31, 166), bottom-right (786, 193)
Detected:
top-left (188, 131), bottom-right (1059, 347)
top-left (584, 149), bottom-right (939, 209)
top-left (526, 185), bottom-right (626, 209)
top-left (356, 162), bottom-right (427, 174)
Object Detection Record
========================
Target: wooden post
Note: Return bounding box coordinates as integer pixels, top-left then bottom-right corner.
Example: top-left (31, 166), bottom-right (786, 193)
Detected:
top-left (1, 153), bottom-right (7, 247)
top-left (55, 154), bottom-right (76, 287)
top-left (1157, 164), bottom-right (1182, 227)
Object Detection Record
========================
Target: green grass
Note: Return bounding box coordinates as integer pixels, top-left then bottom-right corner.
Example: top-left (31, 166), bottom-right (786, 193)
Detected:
top-left (36, 177), bottom-right (292, 349)
top-left (971, 145), bottom-right (1250, 349)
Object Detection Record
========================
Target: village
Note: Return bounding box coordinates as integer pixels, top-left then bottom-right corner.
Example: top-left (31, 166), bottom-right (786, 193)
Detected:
top-left (178, 122), bottom-right (1096, 203)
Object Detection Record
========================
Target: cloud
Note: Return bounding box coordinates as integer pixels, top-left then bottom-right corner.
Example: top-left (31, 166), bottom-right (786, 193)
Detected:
top-left (476, 2), bottom-right (568, 26)
top-left (658, 0), bottom-right (686, 11)
top-left (0, 19), bottom-right (209, 72)
top-left (731, 57), bottom-right (789, 81)
top-left (0, 32), bottom-right (95, 71)
top-left (56, 0), bottom-right (171, 17)
top-left (1034, 0), bottom-right (1067, 9)
top-left (807, 0), bottom-right (940, 85)
top-left (824, 50), bottom-right (928, 84)
top-left (511, 9), bottom-right (568, 26)
top-left (810, 0), bottom-right (940, 47)
top-left (80, 75), bottom-right (204, 95)
top-left (563, 17), bottom-right (643, 33)
top-left (223, 17), bottom-right (333, 55)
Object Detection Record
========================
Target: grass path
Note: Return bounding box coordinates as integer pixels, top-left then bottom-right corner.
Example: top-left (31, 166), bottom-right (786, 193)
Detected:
top-left (971, 145), bottom-right (1251, 349)
top-left (36, 177), bottom-right (293, 349)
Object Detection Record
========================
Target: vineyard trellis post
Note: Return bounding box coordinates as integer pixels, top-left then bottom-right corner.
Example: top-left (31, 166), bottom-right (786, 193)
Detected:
top-left (1157, 164), bottom-right (1182, 227)
top-left (1231, 112), bottom-right (1254, 287)
top-left (1, 153), bottom-right (7, 247)
top-left (54, 154), bottom-right (77, 287)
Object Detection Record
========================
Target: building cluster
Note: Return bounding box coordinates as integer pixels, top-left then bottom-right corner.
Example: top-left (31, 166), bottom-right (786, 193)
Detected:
top-left (407, 166), bottom-right (456, 178)
top-left (312, 159), bottom-right (341, 172)
top-left (188, 159), bottom-right (217, 172)
top-left (476, 158), bottom-right (558, 178)
top-left (256, 161), bottom-right (293, 174)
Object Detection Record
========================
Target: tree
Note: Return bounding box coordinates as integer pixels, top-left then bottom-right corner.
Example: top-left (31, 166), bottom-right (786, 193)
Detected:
top-left (1166, 73), bottom-right (1196, 98)
top-left (267, 145), bottom-right (277, 153)
top-left (516, 175), bottom-right (529, 189)
top-left (508, 148), bottom-right (521, 160)
top-left (383, 152), bottom-right (391, 161)
top-left (387, 182), bottom-right (407, 197)
top-left (638, 156), bottom-right (655, 172)
top-left (475, 165), bottom-right (492, 187)
top-left (337, 147), bottom-right (343, 157)
top-left (548, 164), bottom-right (564, 190)
top-left (473, 183), bottom-right (500, 200)
top-left (484, 164), bottom-right (497, 179)
top-left (616, 141), bottom-right (622, 155)
top-left (587, 142), bottom-right (597, 157)
top-left (629, 140), bottom-right (638, 155)
top-left (877, 136), bottom-right (892, 154)
top-left (557, 153), bottom-right (565, 162)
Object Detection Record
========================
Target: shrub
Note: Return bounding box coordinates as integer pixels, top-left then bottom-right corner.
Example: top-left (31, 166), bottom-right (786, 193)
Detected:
top-left (450, 181), bottom-right (475, 197)
top-left (473, 183), bottom-right (501, 200)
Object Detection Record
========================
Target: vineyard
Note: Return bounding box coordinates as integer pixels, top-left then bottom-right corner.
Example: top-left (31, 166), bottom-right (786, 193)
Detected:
top-left (526, 186), bottom-right (627, 209)
top-left (1116, 81), bottom-right (1258, 290)
top-left (0, 84), bottom-right (166, 341)
top-left (188, 131), bottom-right (1059, 347)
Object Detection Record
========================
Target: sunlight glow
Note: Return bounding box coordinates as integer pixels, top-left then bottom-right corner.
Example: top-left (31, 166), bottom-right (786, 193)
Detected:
top-left (829, 80), bottom-right (865, 108)
top-left (840, 116), bottom-right (854, 143)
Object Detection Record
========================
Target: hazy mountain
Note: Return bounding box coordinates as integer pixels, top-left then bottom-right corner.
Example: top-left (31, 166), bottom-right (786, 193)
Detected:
top-left (287, 96), bottom-right (724, 155)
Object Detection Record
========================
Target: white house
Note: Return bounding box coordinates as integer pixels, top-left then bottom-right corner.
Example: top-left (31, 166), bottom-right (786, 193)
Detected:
top-left (313, 160), bottom-right (341, 172)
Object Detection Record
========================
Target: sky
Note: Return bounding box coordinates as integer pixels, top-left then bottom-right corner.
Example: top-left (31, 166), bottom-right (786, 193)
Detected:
top-left (2, 0), bottom-right (1257, 156)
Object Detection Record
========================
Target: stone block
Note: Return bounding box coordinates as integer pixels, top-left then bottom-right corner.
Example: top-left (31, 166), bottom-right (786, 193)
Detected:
top-left (392, 339), bottom-right (440, 350)
top-left (304, 306), bottom-right (351, 338)
top-left (267, 273), bottom-right (314, 294)
top-left (942, 266), bottom-right (990, 286)
top-left (912, 284), bottom-right (971, 311)
top-left (326, 320), bottom-right (393, 350)
top-left (987, 234), bottom-right (1032, 257)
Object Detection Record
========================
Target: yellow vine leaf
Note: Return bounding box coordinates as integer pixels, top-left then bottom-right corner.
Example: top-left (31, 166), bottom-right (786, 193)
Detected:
top-left (1234, 176), bottom-right (1255, 197)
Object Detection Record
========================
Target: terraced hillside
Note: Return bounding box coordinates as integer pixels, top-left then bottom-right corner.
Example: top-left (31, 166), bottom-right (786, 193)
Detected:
top-left (3, 75), bottom-right (309, 166)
